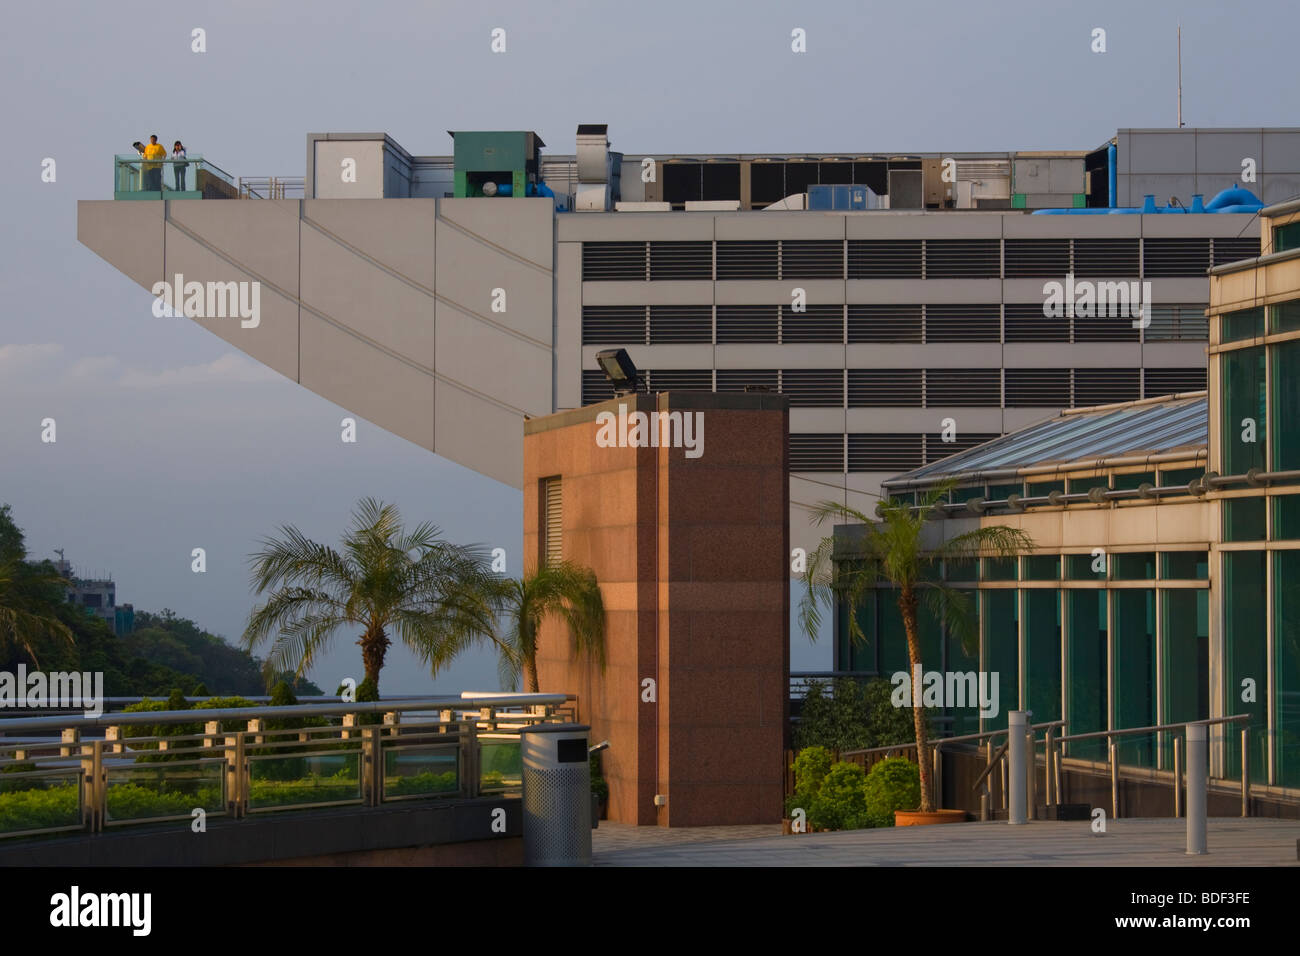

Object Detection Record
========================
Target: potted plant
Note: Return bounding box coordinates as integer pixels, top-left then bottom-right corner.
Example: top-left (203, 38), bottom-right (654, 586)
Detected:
top-left (800, 481), bottom-right (1032, 824)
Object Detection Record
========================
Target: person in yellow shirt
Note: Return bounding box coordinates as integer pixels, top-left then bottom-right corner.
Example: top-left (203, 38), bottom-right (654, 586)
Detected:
top-left (142, 135), bottom-right (167, 192)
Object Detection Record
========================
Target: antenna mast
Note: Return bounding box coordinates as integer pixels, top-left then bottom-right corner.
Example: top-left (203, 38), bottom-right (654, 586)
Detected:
top-left (1177, 25), bottom-right (1184, 128)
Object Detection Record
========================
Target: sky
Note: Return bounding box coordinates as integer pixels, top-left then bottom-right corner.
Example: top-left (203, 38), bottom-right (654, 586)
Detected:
top-left (1, 0), bottom-right (1297, 694)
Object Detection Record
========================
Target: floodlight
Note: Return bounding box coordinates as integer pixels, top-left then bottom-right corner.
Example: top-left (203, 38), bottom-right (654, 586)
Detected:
top-left (595, 348), bottom-right (638, 395)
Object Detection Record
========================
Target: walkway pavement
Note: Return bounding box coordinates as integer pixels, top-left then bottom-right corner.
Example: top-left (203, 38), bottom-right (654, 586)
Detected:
top-left (592, 818), bottom-right (1300, 866)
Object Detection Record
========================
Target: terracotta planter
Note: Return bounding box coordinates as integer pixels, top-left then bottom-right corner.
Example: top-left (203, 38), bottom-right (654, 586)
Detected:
top-left (894, 808), bottom-right (966, 827)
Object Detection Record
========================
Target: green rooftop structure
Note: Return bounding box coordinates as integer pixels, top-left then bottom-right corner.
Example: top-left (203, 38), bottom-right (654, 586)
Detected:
top-left (450, 130), bottom-right (544, 198)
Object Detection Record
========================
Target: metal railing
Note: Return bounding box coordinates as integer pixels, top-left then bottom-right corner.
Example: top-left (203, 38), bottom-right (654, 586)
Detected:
top-left (835, 714), bottom-right (1256, 821)
top-left (238, 176), bottom-right (305, 199)
top-left (839, 720), bottom-right (1065, 818)
top-left (0, 694), bottom-right (567, 841)
top-left (113, 155), bottom-right (235, 199)
top-left (1053, 715), bottom-right (1252, 820)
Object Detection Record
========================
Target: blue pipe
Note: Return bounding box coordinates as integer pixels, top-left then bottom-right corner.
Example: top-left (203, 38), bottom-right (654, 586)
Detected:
top-left (1030, 185), bottom-right (1263, 215)
top-left (1107, 142), bottom-right (1117, 208)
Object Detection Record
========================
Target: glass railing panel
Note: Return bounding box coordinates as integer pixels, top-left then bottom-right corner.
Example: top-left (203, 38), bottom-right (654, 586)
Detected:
top-left (105, 759), bottom-right (224, 824)
top-left (479, 735), bottom-right (522, 792)
top-left (113, 155), bottom-right (235, 199)
top-left (0, 765), bottom-right (83, 835)
top-left (246, 749), bottom-right (362, 811)
top-left (383, 743), bottom-right (460, 800)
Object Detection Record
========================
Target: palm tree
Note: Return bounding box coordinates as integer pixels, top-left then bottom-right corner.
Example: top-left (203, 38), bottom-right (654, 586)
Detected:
top-left (799, 483), bottom-right (1033, 813)
top-left (243, 498), bottom-right (507, 697)
top-left (0, 557), bottom-right (74, 669)
top-left (496, 561), bottom-right (605, 693)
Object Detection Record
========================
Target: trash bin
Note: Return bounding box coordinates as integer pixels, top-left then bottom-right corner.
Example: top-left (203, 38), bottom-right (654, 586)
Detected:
top-left (521, 723), bottom-right (591, 866)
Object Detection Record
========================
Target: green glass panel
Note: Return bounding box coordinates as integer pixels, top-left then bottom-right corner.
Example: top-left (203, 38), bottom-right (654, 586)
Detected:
top-left (945, 557), bottom-right (978, 582)
top-left (1067, 590), bottom-right (1108, 760)
top-left (952, 485), bottom-right (984, 504)
top-left (987, 483), bottom-right (1023, 502)
top-left (1024, 589), bottom-right (1062, 723)
top-left (1220, 347), bottom-right (1266, 474)
top-left (1027, 479), bottom-right (1065, 498)
top-left (919, 600), bottom-right (942, 672)
top-left (1113, 589), bottom-right (1157, 767)
top-left (1066, 552), bottom-right (1106, 580)
top-left (1220, 307), bottom-right (1265, 343)
top-left (1111, 471), bottom-right (1155, 491)
top-left (1160, 589), bottom-right (1209, 766)
top-left (982, 557), bottom-right (1018, 581)
top-left (1271, 299), bottom-right (1300, 333)
top-left (877, 591), bottom-right (941, 676)
top-left (1111, 552), bottom-right (1156, 580)
top-left (945, 589), bottom-right (982, 737)
top-left (838, 589), bottom-right (877, 673)
top-left (1223, 496), bottom-right (1266, 542)
top-left (981, 589), bottom-right (1019, 732)
top-left (1161, 551), bottom-right (1208, 579)
top-left (1023, 555), bottom-right (1060, 580)
top-left (1224, 551), bottom-right (1268, 783)
top-left (1067, 476), bottom-right (1105, 495)
top-left (1273, 222), bottom-right (1300, 255)
top-left (1274, 496), bottom-right (1300, 541)
top-left (1272, 339), bottom-right (1300, 471)
top-left (1159, 467), bottom-right (1203, 493)
top-left (1274, 551), bottom-right (1300, 788)
top-left (879, 591), bottom-right (910, 677)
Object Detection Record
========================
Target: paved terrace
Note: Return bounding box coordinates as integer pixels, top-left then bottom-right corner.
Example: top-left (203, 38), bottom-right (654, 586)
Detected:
top-left (592, 819), bottom-right (1300, 867)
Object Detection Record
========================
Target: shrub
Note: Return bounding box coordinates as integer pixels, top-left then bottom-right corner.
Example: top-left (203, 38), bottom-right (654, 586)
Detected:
top-left (106, 782), bottom-right (222, 821)
top-left (387, 770), bottom-right (458, 797)
top-left (795, 677), bottom-right (930, 752)
top-left (0, 782), bottom-right (80, 833)
top-left (808, 761), bottom-right (870, 831)
top-left (863, 756), bottom-right (921, 827)
top-left (792, 745), bottom-right (833, 801)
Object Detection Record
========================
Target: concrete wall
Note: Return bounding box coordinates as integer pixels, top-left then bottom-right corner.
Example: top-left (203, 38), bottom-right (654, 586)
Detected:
top-left (79, 197), bottom-right (1256, 554)
top-left (1117, 128), bottom-right (1300, 207)
top-left (524, 392), bottom-right (789, 826)
top-left (78, 196), bottom-right (557, 489)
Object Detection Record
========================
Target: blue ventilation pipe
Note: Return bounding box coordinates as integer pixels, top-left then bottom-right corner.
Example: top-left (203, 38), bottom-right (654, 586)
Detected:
top-left (1032, 185), bottom-right (1263, 215)
top-left (1107, 142), bottom-right (1117, 208)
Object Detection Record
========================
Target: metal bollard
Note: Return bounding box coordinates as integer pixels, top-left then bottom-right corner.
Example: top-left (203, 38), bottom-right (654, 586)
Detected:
top-left (1186, 724), bottom-right (1207, 855)
top-left (1007, 711), bottom-right (1028, 824)
top-left (1173, 735), bottom-right (1182, 818)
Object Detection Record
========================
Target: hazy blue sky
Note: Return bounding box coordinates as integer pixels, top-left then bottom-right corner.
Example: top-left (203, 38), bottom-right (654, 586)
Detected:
top-left (2, 0), bottom-right (1297, 694)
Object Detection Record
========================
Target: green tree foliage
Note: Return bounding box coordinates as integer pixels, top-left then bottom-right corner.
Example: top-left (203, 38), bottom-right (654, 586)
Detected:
top-left (126, 610), bottom-right (321, 696)
top-left (244, 498), bottom-right (505, 695)
top-left (794, 677), bottom-right (930, 752)
top-left (0, 504), bottom-right (321, 697)
top-left (496, 561), bottom-right (605, 693)
top-left (0, 504), bottom-right (73, 668)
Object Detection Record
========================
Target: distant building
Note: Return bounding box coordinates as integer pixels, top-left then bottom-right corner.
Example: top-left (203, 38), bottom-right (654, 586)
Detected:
top-left (52, 551), bottom-right (133, 636)
top-left (78, 123), bottom-right (1300, 557)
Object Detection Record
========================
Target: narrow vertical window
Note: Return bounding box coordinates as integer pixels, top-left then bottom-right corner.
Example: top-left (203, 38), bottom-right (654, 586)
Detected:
top-left (542, 476), bottom-right (562, 566)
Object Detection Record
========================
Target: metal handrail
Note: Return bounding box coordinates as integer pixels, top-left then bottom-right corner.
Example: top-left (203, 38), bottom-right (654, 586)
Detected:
top-left (1052, 714), bottom-right (1253, 820)
top-left (0, 693), bottom-right (568, 733)
top-left (0, 695), bottom-right (569, 840)
top-left (238, 175), bottom-right (305, 199)
top-left (840, 719), bottom-right (1066, 760)
top-left (1054, 713), bottom-right (1249, 744)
